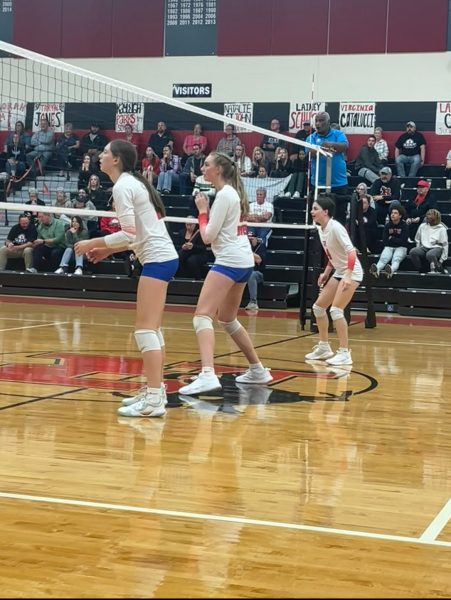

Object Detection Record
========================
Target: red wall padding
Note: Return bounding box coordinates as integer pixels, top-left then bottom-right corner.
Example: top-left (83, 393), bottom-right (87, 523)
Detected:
top-left (111, 0), bottom-right (164, 57)
top-left (61, 0), bottom-right (113, 58)
top-left (270, 0), bottom-right (329, 55)
top-left (13, 0), bottom-right (63, 57)
top-left (387, 0), bottom-right (448, 52)
top-left (329, 0), bottom-right (388, 54)
top-left (217, 0), bottom-right (272, 56)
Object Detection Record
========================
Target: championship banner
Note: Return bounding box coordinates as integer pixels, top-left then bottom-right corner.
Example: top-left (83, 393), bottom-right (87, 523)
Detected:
top-left (339, 102), bottom-right (376, 134)
top-left (223, 102), bottom-right (253, 133)
top-left (0, 100), bottom-right (27, 131)
top-left (115, 102), bottom-right (144, 133)
top-left (288, 102), bottom-right (325, 133)
top-left (435, 102), bottom-right (451, 135)
top-left (32, 103), bottom-right (65, 132)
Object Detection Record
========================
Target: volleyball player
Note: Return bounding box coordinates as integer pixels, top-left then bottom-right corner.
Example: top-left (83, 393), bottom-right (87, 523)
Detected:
top-left (75, 140), bottom-right (178, 417)
top-left (179, 151), bottom-right (272, 396)
top-left (305, 194), bottom-right (362, 366)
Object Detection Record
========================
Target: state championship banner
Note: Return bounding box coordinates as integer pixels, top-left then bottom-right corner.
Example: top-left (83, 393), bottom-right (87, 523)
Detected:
top-left (288, 102), bottom-right (325, 133)
top-left (32, 103), bottom-right (65, 132)
top-left (435, 102), bottom-right (451, 135)
top-left (115, 102), bottom-right (144, 133)
top-left (339, 102), bottom-right (376, 134)
top-left (223, 102), bottom-right (253, 133)
top-left (0, 100), bottom-right (27, 131)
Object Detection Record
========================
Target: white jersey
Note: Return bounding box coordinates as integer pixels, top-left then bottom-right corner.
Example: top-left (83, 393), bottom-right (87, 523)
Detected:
top-left (104, 172), bottom-right (177, 265)
top-left (205, 184), bottom-right (254, 268)
top-left (318, 218), bottom-right (363, 282)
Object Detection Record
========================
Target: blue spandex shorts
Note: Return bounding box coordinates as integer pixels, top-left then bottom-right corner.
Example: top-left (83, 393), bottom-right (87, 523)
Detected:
top-left (141, 258), bottom-right (179, 282)
top-left (211, 264), bottom-right (254, 283)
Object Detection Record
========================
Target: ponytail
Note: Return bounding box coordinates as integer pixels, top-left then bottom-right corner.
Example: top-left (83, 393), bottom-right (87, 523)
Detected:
top-left (132, 171), bottom-right (166, 218)
top-left (209, 151), bottom-right (249, 217)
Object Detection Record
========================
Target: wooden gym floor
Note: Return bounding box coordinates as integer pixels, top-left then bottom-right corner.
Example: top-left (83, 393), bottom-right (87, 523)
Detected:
top-left (0, 295), bottom-right (451, 598)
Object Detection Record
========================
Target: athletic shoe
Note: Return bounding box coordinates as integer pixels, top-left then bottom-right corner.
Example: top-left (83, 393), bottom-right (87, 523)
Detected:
top-left (74, 267), bottom-right (83, 276)
top-left (383, 264), bottom-right (393, 278)
top-left (117, 393), bottom-right (166, 417)
top-left (326, 349), bottom-right (353, 366)
top-left (178, 372), bottom-right (221, 395)
top-left (54, 267), bottom-right (66, 274)
top-left (26, 267), bottom-right (37, 274)
top-left (369, 263), bottom-right (379, 278)
top-left (305, 343), bottom-right (334, 361)
top-left (235, 367), bottom-right (273, 384)
top-left (122, 383), bottom-right (168, 407)
top-left (245, 301), bottom-right (259, 310)
top-left (292, 191), bottom-right (301, 199)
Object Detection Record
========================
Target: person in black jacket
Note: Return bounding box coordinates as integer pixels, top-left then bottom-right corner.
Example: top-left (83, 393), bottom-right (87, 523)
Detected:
top-left (244, 231), bottom-right (267, 310)
top-left (405, 179), bottom-right (436, 239)
top-left (369, 205), bottom-right (408, 278)
top-left (370, 166), bottom-right (402, 224)
top-left (349, 194), bottom-right (379, 254)
top-left (354, 135), bottom-right (383, 184)
top-left (176, 218), bottom-right (209, 279)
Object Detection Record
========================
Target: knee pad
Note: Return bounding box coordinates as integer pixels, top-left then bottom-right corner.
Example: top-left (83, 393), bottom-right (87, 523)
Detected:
top-left (313, 303), bottom-right (327, 318)
top-left (218, 319), bottom-right (242, 335)
top-left (157, 328), bottom-right (165, 347)
top-left (193, 315), bottom-right (214, 333)
top-left (330, 306), bottom-right (344, 321)
top-left (134, 329), bottom-right (161, 353)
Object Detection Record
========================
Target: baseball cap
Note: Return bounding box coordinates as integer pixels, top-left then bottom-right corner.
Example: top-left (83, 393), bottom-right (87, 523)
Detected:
top-left (379, 166), bottom-right (392, 175)
top-left (406, 121), bottom-right (416, 127)
top-left (417, 179), bottom-right (430, 188)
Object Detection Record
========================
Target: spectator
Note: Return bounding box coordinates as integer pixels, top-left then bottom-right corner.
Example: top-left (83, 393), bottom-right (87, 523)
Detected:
top-left (176, 217), bottom-right (209, 279)
top-left (394, 121), bottom-right (426, 177)
top-left (409, 209), bottom-right (448, 273)
top-left (5, 133), bottom-right (27, 180)
top-left (24, 188), bottom-right (46, 225)
top-left (290, 121), bottom-right (311, 158)
top-left (72, 189), bottom-right (98, 233)
top-left (30, 212), bottom-right (66, 273)
top-left (249, 146), bottom-right (268, 177)
top-left (52, 187), bottom-right (73, 226)
top-left (370, 166), bottom-right (402, 225)
top-left (156, 145), bottom-right (181, 194)
top-left (354, 135), bottom-right (383, 183)
top-left (0, 214), bottom-right (37, 271)
top-left (3, 120), bottom-right (30, 152)
top-left (244, 231), bottom-right (267, 311)
top-left (233, 144), bottom-right (252, 176)
top-left (55, 122), bottom-right (80, 177)
top-left (121, 124), bottom-right (139, 149)
top-left (350, 194), bottom-right (379, 254)
top-left (257, 165), bottom-right (269, 178)
top-left (99, 197), bottom-right (121, 235)
top-left (80, 122), bottom-right (109, 167)
top-left (261, 118), bottom-right (287, 163)
top-left (179, 143), bottom-right (205, 195)
top-left (369, 205), bottom-right (408, 278)
top-left (78, 153), bottom-right (98, 190)
top-left (286, 149), bottom-right (308, 198)
top-left (269, 147), bottom-right (292, 179)
top-left (86, 173), bottom-right (108, 211)
top-left (54, 216), bottom-right (89, 275)
top-left (406, 179), bottom-right (436, 239)
top-left (216, 124), bottom-right (241, 157)
top-left (182, 123), bottom-right (207, 157)
top-left (445, 148), bottom-right (451, 190)
top-left (374, 127), bottom-right (389, 165)
top-left (247, 188), bottom-right (273, 244)
top-left (141, 146), bottom-right (160, 185)
top-left (148, 121), bottom-right (174, 158)
top-left (190, 174), bottom-right (215, 215)
top-left (26, 116), bottom-right (55, 174)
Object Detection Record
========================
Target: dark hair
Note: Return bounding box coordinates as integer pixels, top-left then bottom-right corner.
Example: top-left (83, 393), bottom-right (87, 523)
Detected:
top-left (390, 204), bottom-right (406, 218)
top-left (209, 151), bottom-right (249, 216)
top-left (314, 194), bottom-right (336, 218)
top-left (71, 215), bottom-right (84, 231)
top-left (109, 139), bottom-right (166, 218)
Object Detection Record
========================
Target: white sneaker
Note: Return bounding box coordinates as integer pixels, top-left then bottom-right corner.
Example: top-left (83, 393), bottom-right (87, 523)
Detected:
top-left (235, 367), bottom-right (273, 384)
top-left (26, 267), bottom-right (37, 274)
top-left (74, 267), bottom-right (83, 276)
top-left (245, 301), bottom-right (259, 310)
top-left (54, 267), bottom-right (66, 275)
top-left (292, 191), bottom-right (301, 199)
top-left (122, 384), bottom-right (168, 407)
top-left (305, 343), bottom-right (334, 361)
top-left (178, 372), bottom-right (221, 395)
top-left (326, 349), bottom-right (353, 366)
top-left (117, 393), bottom-right (166, 417)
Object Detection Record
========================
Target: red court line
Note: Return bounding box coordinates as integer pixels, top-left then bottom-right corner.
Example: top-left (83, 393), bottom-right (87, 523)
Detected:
top-left (0, 294), bottom-right (450, 328)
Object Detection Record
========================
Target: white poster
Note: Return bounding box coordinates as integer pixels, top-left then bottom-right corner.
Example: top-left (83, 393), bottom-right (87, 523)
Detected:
top-left (0, 100), bottom-right (27, 131)
top-left (339, 102), bottom-right (376, 134)
top-left (435, 102), bottom-right (451, 135)
top-left (288, 102), bottom-right (325, 133)
top-left (223, 102), bottom-right (253, 133)
top-left (115, 102), bottom-right (144, 133)
top-left (32, 103), bottom-right (65, 132)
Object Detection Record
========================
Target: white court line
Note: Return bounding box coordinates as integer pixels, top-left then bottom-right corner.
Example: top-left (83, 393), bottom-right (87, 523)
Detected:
top-left (420, 499), bottom-right (451, 542)
top-left (0, 321), bottom-right (70, 333)
top-left (0, 491), bottom-right (450, 548)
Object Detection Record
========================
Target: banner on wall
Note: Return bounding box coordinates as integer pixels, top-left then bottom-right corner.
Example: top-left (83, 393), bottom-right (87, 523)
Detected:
top-left (435, 102), bottom-right (451, 135)
top-left (223, 102), bottom-right (253, 133)
top-left (339, 102), bottom-right (376, 134)
top-left (0, 101), bottom-right (27, 131)
top-left (33, 103), bottom-right (65, 132)
top-left (115, 102), bottom-right (144, 133)
top-left (288, 102), bottom-right (325, 133)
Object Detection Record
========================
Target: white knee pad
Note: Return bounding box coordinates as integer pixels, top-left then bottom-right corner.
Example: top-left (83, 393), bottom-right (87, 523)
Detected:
top-left (218, 319), bottom-right (242, 335)
top-left (313, 303), bottom-right (327, 318)
top-left (330, 306), bottom-right (344, 321)
top-left (157, 328), bottom-right (165, 347)
top-left (193, 315), bottom-right (214, 333)
top-left (134, 329), bottom-right (161, 353)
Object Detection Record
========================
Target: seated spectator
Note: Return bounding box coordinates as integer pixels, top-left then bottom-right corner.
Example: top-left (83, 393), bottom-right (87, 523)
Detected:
top-left (269, 147), bottom-right (292, 179)
top-left (370, 167), bottom-right (402, 225)
top-left (3, 120), bottom-right (31, 152)
top-left (148, 121), bottom-right (174, 158)
top-left (216, 124), bottom-right (241, 157)
top-left (24, 188), bottom-right (46, 225)
top-left (55, 122), bottom-right (80, 177)
top-left (182, 123), bottom-right (207, 158)
top-left (290, 122), bottom-right (311, 159)
top-left (189, 175), bottom-right (215, 215)
top-left (287, 149), bottom-right (308, 198)
top-left (233, 144), bottom-right (252, 176)
top-left (394, 121), bottom-right (426, 177)
top-left (257, 165), bottom-right (269, 178)
top-left (80, 122), bottom-right (109, 168)
top-left (78, 153), bottom-right (98, 190)
top-left (179, 143), bottom-right (205, 195)
top-left (249, 146), bottom-right (268, 177)
top-left (446, 148), bottom-right (451, 190)
top-left (52, 187), bottom-right (73, 226)
top-left (29, 212), bottom-right (66, 273)
top-left (141, 146), bottom-right (160, 185)
top-left (54, 216), bottom-right (89, 275)
top-left (244, 231), bottom-right (267, 311)
top-left (72, 189), bottom-right (98, 233)
top-left (121, 124), bottom-right (139, 149)
top-left (86, 173), bottom-right (108, 211)
top-left (98, 197), bottom-right (121, 235)
top-left (247, 187), bottom-right (273, 244)
top-left (156, 145), bottom-right (181, 194)
top-left (406, 179), bottom-right (436, 239)
top-left (409, 209), bottom-right (448, 273)
top-left (354, 135), bottom-right (383, 183)
top-left (369, 205), bottom-right (408, 278)
top-left (261, 118), bottom-right (287, 163)
top-left (374, 127), bottom-right (389, 165)
top-left (5, 133), bottom-right (27, 180)
top-left (350, 194), bottom-right (379, 254)
top-left (26, 116), bottom-right (55, 175)
top-left (0, 213), bottom-right (37, 272)
top-left (176, 217), bottom-right (209, 279)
